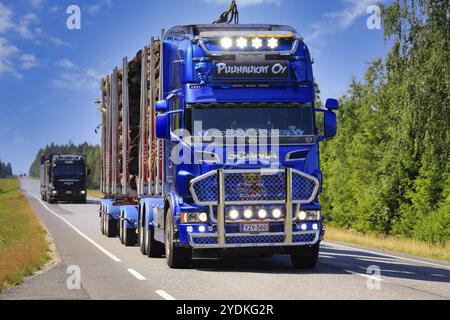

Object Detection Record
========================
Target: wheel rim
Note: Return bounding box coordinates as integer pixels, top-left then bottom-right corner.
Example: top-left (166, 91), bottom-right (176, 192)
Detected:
top-left (165, 215), bottom-right (171, 258)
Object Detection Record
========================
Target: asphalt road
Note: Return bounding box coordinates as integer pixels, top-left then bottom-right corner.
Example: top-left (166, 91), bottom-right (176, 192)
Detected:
top-left (1, 178), bottom-right (449, 300)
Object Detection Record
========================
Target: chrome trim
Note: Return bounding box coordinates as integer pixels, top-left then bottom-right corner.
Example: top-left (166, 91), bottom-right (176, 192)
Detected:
top-left (285, 168), bottom-right (293, 245)
top-left (189, 231), bottom-right (319, 249)
top-left (217, 170), bottom-right (225, 246)
top-left (196, 38), bottom-right (300, 57)
top-left (285, 149), bottom-right (309, 162)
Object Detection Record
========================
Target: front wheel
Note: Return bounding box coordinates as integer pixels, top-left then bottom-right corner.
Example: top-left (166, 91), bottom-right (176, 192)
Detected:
top-left (291, 244), bottom-right (320, 269)
top-left (165, 208), bottom-right (191, 269)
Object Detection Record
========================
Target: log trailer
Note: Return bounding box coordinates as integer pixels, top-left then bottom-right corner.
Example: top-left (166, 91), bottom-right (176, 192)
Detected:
top-left (98, 23), bottom-right (338, 269)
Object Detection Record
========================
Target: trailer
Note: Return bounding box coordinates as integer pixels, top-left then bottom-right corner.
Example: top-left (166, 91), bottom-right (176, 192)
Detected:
top-left (40, 155), bottom-right (88, 204)
top-left (99, 23), bottom-right (338, 269)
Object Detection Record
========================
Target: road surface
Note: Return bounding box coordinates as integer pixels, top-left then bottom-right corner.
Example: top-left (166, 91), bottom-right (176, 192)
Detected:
top-left (1, 178), bottom-right (449, 300)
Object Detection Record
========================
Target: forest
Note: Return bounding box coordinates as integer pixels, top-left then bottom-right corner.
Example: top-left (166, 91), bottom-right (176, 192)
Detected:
top-left (320, 0), bottom-right (449, 245)
top-left (0, 160), bottom-right (13, 178)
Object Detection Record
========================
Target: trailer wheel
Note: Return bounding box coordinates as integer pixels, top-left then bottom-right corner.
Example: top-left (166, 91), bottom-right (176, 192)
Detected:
top-left (165, 208), bottom-right (191, 269)
top-left (290, 244), bottom-right (320, 269)
top-left (100, 210), bottom-right (105, 235)
top-left (139, 210), bottom-right (146, 255)
top-left (105, 214), bottom-right (118, 238)
top-left (145, 225), bottom-right (164, 258)
top-left (119, 218), bottom-right (125, 244)
top-left (123, 225), bottom-right (137, 247)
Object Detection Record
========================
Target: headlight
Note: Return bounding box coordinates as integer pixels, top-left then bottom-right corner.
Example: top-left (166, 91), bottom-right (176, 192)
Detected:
top-left (181, 212), bottom-right (208, 223)
top-left (80, 190), bottom-right (86, 195)
top-left (251, 37), bottom-right (263, 49)
top-left (267, 37), bottom-right (278, 49)
top-left (297, 210), bottom-right (321, 221)
top-left (272, 209), bottom-right (282, 219)
top-left (243, 209), bottom-right (253, 219)
top-left (52, 190), bottom-right (58, 195)
top-left (257, 209), bottom-right (268, 219)
top-left (229, 209), bottom-right (239, 220)
top-left (220, 37), bottom-right (233, 49)
top-left (236, 37), bottom-right (248, 49)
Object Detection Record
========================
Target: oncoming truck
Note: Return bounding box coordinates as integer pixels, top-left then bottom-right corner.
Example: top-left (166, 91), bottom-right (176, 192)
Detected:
top-left (40, 155), bottom-right (88, 204)
top-left (98, 23), bottom-right (338, 269)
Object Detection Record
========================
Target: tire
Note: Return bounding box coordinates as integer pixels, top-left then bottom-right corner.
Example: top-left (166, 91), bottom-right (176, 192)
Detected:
top-left (119, 219), bottom-right (125, 244)
top-left (100, 211), bottom-right (105, 235)
top-left (165, 208), bottom-right (191, 269)
top-left (291, 244), bottom-right (320, 269)
top-left (123, 226), bottom-right (137, 247)
top-left (48, 198), bottom-right (56, 204)
top-left (139, 209), bottom-right (147, 255)
top-left (145, 224), bottom-right (164, 258)
top-left (105, 214), bottom-right (118, 238)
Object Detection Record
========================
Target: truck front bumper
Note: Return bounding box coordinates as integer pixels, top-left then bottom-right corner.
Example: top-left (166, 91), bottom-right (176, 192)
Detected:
top-left (188, 230), bottom-right (320, 249)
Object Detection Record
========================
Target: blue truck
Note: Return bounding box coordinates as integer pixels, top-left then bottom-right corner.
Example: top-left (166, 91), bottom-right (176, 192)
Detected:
top-left (99, 23), bottom-right (338, 269)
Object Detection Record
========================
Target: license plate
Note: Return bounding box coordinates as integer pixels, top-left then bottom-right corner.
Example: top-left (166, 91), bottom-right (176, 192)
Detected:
top-left (66, 191), bottom-right (72, 195)
top-left (241, 223), bottom-right (269, 233)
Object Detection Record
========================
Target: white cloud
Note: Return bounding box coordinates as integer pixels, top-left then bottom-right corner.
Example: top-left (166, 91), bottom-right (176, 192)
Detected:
top-left (49, 6), bottom-right (61, 13)
top-left (304, 0), bottom-right (380, 49)
top-left (56, 58), bottom-right (76, 69)
top-left (87, 0), bottom-right (113, 15)
top-left (48, 36), bottom-right (70, 47)
top-left (29, 0), bottom-right (45, 8)
top-left (16, 13), bottom-right (38, 39)
top-left (325, 0), bottom-right (375, 28)
top-left (202, 0), bottom-right (281, 6)
top-left (0, 37), bottom-right (21, 77)
top-left (20, 53), bottom-right (38, 69)
top-left (51, 68), bottom-right (101, 91)
top-left (0, 2), bottom-right (14, 33)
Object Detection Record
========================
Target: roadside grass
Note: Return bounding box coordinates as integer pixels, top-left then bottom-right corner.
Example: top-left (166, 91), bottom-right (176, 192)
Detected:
top-left (87, 189), bottom-right (104, 199)
top-left (325, 225), bottom-right (450, 262)
top-left (0, 179), bottom-right (49, 292)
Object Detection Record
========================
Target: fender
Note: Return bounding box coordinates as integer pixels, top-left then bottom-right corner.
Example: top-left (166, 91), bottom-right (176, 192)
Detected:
top-left (120, 205), bottom-right (138, 229)
top-left (140, 198), bottom-right (164, 231)
top-left (101, 199), bottom-right (120, 221)
top-left (152, 192), bottom-right (181, 243)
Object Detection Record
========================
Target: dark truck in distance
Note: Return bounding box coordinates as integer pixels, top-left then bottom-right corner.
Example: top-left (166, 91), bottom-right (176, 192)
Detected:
top-left (40, 155), bottom-right (88, 204)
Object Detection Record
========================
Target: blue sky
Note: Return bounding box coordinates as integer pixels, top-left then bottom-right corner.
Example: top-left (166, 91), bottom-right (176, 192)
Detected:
top-left (0, 0), bottom-right (389, 173)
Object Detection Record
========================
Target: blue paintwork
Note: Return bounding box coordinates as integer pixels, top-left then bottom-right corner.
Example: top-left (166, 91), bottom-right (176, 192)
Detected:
top-left (121, 205), bottom-right (138, 229)
top-left (101, 199), bottom-right (121, 221)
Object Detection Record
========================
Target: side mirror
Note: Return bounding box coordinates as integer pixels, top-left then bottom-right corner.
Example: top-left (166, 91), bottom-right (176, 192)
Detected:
top-left (324, 110), bottom-right (337, 138)
top-left (325, 98), bottom-right (339, 110)
top-left (156, 100), bottom-right (169, 113)
top-left (156, 114), bottom-right (170, 140)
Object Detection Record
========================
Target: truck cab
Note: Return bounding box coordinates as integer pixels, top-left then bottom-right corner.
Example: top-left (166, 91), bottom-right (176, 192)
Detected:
top-left (40, 155), bottom-right (88, 204)
top-left (142, 24), bottom-right (338, 268)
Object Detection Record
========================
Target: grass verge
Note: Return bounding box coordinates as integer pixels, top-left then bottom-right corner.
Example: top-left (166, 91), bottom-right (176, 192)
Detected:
top-left (325, 225), bottom-right (450, 262)
top-left (0, 179), bottom-right (49, 292)
top-left (87, 189), bottom-right (104, 199)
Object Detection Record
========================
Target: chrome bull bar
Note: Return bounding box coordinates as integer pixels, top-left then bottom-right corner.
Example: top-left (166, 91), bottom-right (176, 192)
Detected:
top-left (189, 168), bottom-right (320, 248)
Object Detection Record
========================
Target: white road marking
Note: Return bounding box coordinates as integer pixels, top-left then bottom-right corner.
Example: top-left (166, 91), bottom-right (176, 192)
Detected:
top-left (156, 290), bottom-right (176, 300)
top-left (128, 268), bottom-right (146, 281)
top-left (344, 269), bottom-right (386, 282)
top-left (22, 185), bottom-right (122, 263)
top-left (324, 241), bottom-right (450, 271)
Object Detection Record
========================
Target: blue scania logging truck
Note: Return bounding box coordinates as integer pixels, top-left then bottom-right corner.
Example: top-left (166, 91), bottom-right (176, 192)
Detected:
top-left (98, 10), bottom-right (338, 269)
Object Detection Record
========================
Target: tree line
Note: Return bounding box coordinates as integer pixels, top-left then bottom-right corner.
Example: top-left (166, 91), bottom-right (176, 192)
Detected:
top-left (29, 142), bottom-right (101, 189)
top-left (0, 160), bottom-right (13, 178)
top-left (320, 0), bottom-right (449, 245)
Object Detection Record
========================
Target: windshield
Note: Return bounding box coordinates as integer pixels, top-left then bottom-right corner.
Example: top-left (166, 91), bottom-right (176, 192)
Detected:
top-left (53, 164), bottom-right (85, 177)
top-left (185, 103), bottom-right (315, 143)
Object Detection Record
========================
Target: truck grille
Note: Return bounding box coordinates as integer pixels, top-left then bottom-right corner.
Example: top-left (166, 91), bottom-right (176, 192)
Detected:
top-left (190, 169), bottom-right (319, 205)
